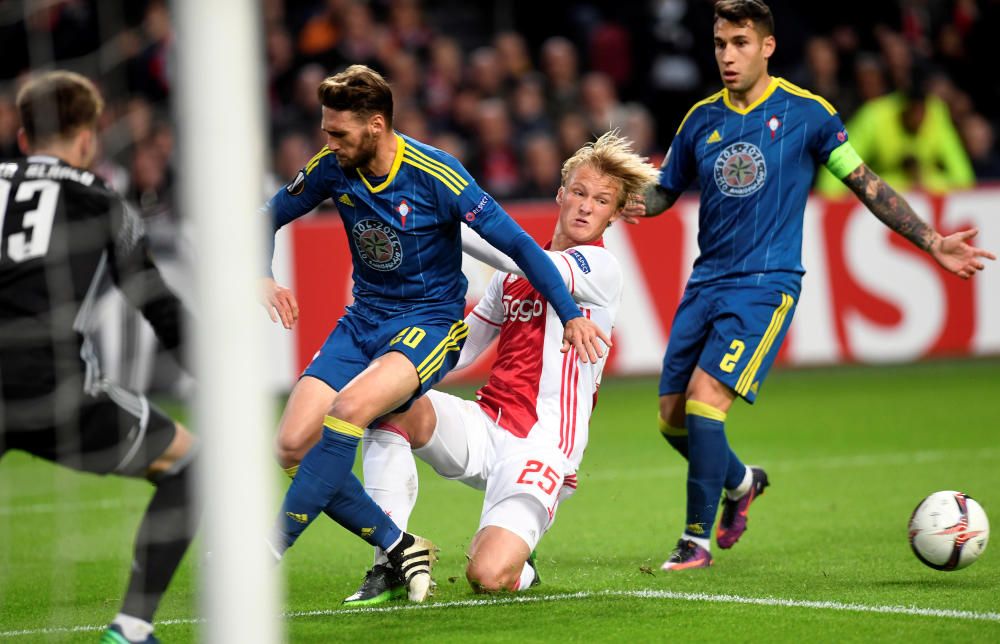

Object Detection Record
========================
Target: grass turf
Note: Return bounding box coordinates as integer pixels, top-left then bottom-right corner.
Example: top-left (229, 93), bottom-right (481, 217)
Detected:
top-left (1, 359), bottom-right (998, 642)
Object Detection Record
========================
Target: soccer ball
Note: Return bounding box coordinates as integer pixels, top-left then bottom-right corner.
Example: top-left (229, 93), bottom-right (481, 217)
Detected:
top-left (908, 491), bottom-right (989, 571)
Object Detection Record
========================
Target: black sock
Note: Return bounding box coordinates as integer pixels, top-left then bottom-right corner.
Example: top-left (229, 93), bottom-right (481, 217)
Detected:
top-left (121, 462), bottom-right (196, 622)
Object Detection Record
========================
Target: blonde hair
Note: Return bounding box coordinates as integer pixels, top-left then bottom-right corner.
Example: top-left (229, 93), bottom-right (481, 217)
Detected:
top-left (560, 130), bottom-right (660, 209)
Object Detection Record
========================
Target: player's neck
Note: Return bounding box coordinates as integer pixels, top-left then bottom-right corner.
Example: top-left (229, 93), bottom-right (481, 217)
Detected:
top-left (727, 72), bottom-right (772, 110)
top-left (29, 142), bottom-right (84, 168)
top-left (361, 130), bottom-right (398, 177)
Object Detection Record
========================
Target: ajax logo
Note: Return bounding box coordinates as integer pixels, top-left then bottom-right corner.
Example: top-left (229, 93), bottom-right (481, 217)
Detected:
top-left (714, 142), bottom-right (766, 197)
top-left (352, 219), bottom-right (403, 271)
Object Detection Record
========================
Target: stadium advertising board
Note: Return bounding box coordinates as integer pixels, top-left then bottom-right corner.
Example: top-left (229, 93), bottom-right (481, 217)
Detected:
top-left (284, 187), bottom-right (1000, 384)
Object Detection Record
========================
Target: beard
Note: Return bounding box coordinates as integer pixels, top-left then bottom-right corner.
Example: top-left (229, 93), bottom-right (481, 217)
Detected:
top-left (338, 130), bottom-right (378, 171)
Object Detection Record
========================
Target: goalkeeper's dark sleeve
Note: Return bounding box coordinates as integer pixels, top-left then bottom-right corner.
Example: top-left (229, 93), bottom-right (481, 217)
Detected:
top-left (107, 199), bottom-right (189, 372)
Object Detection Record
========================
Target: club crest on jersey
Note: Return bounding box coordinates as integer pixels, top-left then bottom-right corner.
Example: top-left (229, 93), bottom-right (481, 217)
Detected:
top-left (714, 142), bottom-right (766, 197)
top-left (396, 199), bottom-right (411, 228)
top-left (767, 115), bottom-right (781, 139)
top-left (352, 219), bottom-right (403, 271)
top-left (286, 171), bottom-right (305, 195)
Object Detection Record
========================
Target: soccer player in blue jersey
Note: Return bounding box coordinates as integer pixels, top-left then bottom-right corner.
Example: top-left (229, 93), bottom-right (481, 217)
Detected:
top-left (638, 0), bottom-right (995, 570)
top-left (258, 65), bottom-right (610, 598)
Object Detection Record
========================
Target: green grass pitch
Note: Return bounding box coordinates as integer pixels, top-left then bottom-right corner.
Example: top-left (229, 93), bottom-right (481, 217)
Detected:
top-left (2, 359), bottom-right (998, 642)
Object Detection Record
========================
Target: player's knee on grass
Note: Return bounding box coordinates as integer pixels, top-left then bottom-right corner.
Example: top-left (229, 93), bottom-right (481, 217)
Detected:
top-left (466, 509), bottom-right (538, 592)
top-left (466, 556), bottom-right (523, 593)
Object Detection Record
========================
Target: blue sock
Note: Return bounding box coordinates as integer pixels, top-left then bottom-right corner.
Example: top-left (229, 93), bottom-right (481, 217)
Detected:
top-left (275, 418), bottom-right (363, 553)
top-left (684, 400), bottom-right (731, 540)
top-left (658, 415), bottom-right (690, 458)
top-left (724, 443), bottom-right (747, 490)
top-left (660, 414), bottom-right (746, 490)
top-left (323, 472), bottom-right (402, 550)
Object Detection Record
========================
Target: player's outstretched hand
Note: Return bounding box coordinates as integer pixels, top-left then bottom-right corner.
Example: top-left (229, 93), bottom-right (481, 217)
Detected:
top-left (930, 228), bottom-right (996, 280)
top-left (259, 277), bottom-right (299, 329)
top-left (561, 317), bottom-right (612, 364)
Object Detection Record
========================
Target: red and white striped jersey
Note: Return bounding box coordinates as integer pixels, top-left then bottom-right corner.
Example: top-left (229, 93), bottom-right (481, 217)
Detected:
top-left (463, 243), bottom-right (622, 471)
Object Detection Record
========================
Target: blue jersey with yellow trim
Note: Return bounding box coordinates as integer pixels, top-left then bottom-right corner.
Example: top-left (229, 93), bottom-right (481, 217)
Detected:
top-left (267, 133), bottom-right (523, 313)
top-left (660, 77), bottom-right (848, 284)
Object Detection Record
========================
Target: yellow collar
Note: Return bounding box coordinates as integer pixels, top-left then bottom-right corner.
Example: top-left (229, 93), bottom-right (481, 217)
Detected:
top-left (723, 76), bottom-right (780, 115)
top-left (356, 133), bottom-right (405, 193)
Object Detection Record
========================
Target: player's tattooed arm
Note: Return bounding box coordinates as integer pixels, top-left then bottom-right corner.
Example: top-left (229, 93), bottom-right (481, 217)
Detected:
top-left (843, 163), bottom-right (995, 279)
top-left (620, 184), bottom-right (678, 223)
top-left (842, 163), bottom-right (937, 252)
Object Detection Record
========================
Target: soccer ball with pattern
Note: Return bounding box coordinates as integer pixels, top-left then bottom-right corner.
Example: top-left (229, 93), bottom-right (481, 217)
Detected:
top-left (908, 491), bottom-right (989, 571)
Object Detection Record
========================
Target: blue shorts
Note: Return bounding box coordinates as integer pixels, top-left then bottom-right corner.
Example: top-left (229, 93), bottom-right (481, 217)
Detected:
top-left (303, 301), bottom-right (468, 412)
top-left (659, 275), bottom-right (800, 403)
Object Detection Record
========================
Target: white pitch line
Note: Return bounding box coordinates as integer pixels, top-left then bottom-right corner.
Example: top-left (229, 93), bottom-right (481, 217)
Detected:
top-left (2, 589), bottom-right (998, 638)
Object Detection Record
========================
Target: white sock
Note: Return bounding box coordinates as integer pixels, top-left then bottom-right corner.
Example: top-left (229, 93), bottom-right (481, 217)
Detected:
top-left (725, 466), bottom-right (753, 500)
top-left (112, 613), bottom-right (153, 642)
top-left (683, 533), bottom-right (711, 551)
top-left (363, 427), bottom-right (418, 566)
top-left (516, 560), bottom-right (536, 591)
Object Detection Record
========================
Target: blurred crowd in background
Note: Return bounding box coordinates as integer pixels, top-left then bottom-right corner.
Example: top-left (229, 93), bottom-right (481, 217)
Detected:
top-left (2, 0), bottom-right (999, 225)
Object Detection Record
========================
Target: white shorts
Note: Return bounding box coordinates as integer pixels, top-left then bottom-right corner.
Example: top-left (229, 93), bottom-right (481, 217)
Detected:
top-left (414, 390), bottom-right (577, 551)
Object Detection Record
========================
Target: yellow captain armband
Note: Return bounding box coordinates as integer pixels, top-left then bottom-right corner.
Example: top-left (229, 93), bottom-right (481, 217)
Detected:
top-left (825, 141), bottom-right (863, 180)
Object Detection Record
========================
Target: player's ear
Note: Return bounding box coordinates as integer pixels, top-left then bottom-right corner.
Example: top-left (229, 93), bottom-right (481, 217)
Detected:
top-left (369, 113), bottom-right (385, 135)
top-left (556, 186), bottom-right (565, 205)
top-left (16, 128), bottom-right (29, 155)
top-left (762, 34), bottom-right (776, 60)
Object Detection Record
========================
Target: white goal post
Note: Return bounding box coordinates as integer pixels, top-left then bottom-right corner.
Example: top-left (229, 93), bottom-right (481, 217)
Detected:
top-left (175, 2), bottom-right (282, 642)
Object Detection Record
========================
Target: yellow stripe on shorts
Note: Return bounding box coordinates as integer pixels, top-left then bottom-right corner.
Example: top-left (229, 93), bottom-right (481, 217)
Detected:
top-left (416, 321), bottom-right (469, 383)
top-left (735, 293), bottom-right (794, 396)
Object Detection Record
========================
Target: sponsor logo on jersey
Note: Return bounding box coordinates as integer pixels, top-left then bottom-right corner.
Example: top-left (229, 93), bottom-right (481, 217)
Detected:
top-left (714, 142), bottom-right (766, 197)
top-left (351, 219), bottom-right (403, 271)
top-left (286, 511), bottom-right (309, 524)
top-left (286, 171), bottom-right (305, 195)
top-left (837, 128), bottom-right (848, 143)
top-left (502, 294), bottom-right (545, 323)
top-left (338, 193), bottom-right (355, 207)
top-left (360, 527), bottom-right (376, 537)
top-left (567, 248), bottom-right (591, 273)
top-left (707, 129), bottom-right (722, 144)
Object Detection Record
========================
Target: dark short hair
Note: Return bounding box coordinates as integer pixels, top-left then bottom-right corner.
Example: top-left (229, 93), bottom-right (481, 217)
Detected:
top-left (16, 70), bottom-right (104, 144)
top-left (317, 65), bottom-right (394, 127)
top-left (714, 0), bottom-right (775, 37)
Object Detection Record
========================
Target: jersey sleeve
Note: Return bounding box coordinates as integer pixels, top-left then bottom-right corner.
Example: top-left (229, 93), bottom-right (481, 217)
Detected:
top-left (553, 246), bottom-right (623, 309)
top-left (421, 149), bottom-right (582, 324)
top-left (107, 197), bottom-right (188, 369)
top-left (454, 272), bottom-right (504, 371)
top-left (808, 101), bottom-right (856, 171)
top-left (262, 149), bottom-right (337, 273)
top-left (658, 106), bottom-right (699, 193)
